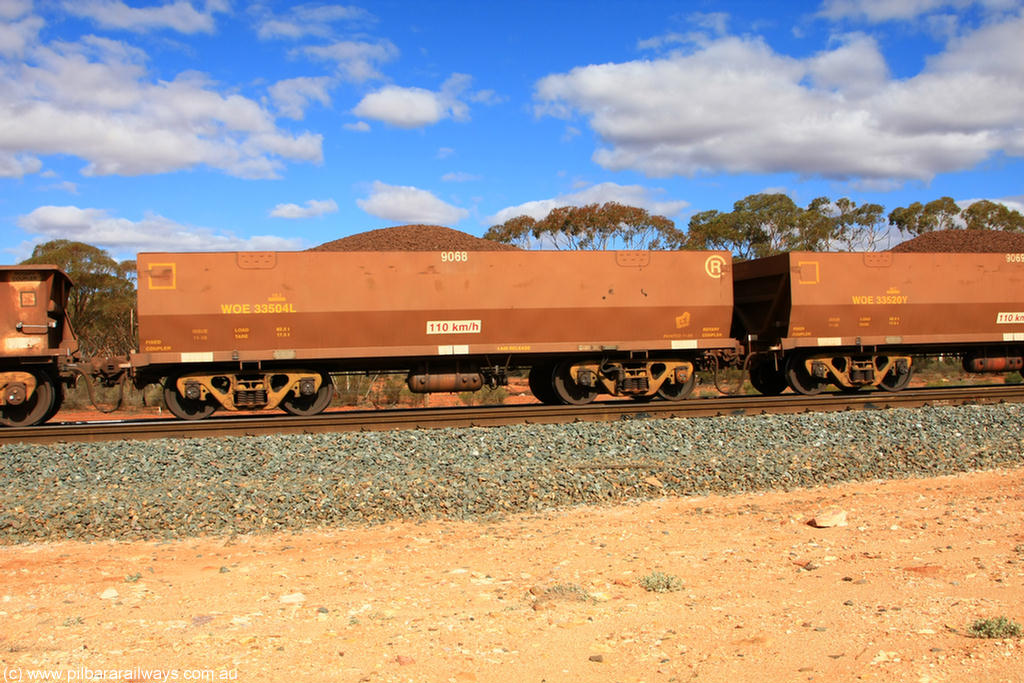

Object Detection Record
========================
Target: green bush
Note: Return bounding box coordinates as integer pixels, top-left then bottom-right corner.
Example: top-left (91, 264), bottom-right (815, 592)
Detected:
top-left (639, 571), bottom-right (684, 593)
top-left (61, 377), bottom-right (162, 412)
top-left (538, 583), bottom-right (593, 603)
top-left (459, 387), bottom-right (509, 406)
top-left (967, 616), bottom-right (1022, 639)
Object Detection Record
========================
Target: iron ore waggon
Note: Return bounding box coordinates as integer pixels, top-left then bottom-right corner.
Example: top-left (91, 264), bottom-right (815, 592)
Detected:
top-left (133, 249), bottom-right (739, 419)
top-left (734, 252), bottom-right (1024, 395)
top-left (0, 266), bottom-right (76, 427)
top-left (3, 247), bottom-right (1023, 427)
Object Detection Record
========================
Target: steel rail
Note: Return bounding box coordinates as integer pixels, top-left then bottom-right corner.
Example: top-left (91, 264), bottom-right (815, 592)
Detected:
top-left (2, 384), bottom-right (1023, 445)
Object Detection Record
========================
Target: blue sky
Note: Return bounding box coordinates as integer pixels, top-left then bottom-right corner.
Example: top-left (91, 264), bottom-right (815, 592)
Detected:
top-left (1, 0), bottom-right (1023, 261)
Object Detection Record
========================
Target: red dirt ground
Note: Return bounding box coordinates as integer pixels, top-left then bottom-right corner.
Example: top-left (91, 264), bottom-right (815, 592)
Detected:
top-left (2, 468), bottom-right (1022, 682)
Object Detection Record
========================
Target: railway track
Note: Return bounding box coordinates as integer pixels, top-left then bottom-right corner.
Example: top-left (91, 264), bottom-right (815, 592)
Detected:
top-left (2, 384), bottom-right (1023, 445)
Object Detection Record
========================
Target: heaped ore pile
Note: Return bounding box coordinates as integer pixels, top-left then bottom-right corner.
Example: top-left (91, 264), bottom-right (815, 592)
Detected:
top-left (892, 229), bottom-right (1024, 252)
top-left (310, 224), bottom-right (520, 252)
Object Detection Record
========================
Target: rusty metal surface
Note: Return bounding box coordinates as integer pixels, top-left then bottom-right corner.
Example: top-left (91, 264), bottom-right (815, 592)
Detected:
top-left (0, 266), bottom-right (74, 361)
top-left (3, 384), bottom-right (1022, 445)
top-left (734, 252), bottom-right (1024, 350)
top-left (133, 250), bottom-right (737, 368)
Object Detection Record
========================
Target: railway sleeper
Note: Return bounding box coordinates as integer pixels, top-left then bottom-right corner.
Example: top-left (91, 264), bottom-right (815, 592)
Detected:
top-left (791, 354), bottom-right (913, 394)
top-left (166, 370), bottom-right (329, 419)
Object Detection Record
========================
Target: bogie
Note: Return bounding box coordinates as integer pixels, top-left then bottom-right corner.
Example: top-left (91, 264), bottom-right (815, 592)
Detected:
top-left (161, 370), bottom-right (333, 420)
top-left (780, 353), bottom-right (914, 394)
top-left (529, 358), bottom-right (698, 404)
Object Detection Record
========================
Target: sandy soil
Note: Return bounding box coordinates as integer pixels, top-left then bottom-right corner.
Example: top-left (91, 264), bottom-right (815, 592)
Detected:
top-left (2, 466), bottom-right (1022, 683)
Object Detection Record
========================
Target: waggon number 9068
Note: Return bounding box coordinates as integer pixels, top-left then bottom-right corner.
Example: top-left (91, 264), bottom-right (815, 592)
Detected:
top-left (441, 251), bottom-right (469, 262)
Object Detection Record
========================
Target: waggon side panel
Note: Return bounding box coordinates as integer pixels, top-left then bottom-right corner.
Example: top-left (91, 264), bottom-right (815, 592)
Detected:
top-left (0, 266), bottom-right (74, 361)
top-left (735, 252), bottom-right (1024, 349)
top-left (132, 250), bottom-right (738, 367)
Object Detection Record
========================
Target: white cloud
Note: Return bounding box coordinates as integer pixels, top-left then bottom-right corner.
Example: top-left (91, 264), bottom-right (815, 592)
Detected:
top-left (961, 196), bottom-right (1024, 214)
top-left (534, 13), bottom-right (1024, 182)
top-left (63, 0), bottom-right (228, 34)
top-left (638, 12), bottom-right (730, 52)
top-left (820, 0), bottom-right (948, 21)
top-left (352, 74), bottom-right (474, 128)
top-left (0, 0), bottom-right (33, 20)
top-left (637, 32), bottom-right (685, 51)
top-left (0, 11), bottom-right (42, 56)
top-left (299, 40), bottom-right (398, 82)
top-left (690, 11), bottom-right (731, 35)
top-left (269, 198), bottom-right (338, 219)
top-left (487, 182), bottom-right (689, 225)
top-left (353, 86), bottom-right (444, 128)
top-left (468, 89), bottom-right (504, 105)
top-left (817, 0), bottom-right (1013, 22)
top-left (1002, 196), bottom-right (1024, 213)
top-left (441, 171), bottom-right (480, 182)
top-left (807, 33), bottom-right (890, 96)
top-left (43, 180), bottom-right (79, 194)
top-left (256, 4), bottom-right (374, 40)
top-left (344, 120), bottom-right (370, 132)
top-left (0, 34), bottom-right (323, 178)
top-left (0, 152), bottom-right (42, 177)
top-left (926, 11), bottom-right (1024, 77)
top-left (268, 76), bottom-right (332, 120)
top-left (17, 205), bottom-right (303, 257)
top-left (356, 181), bottom-right (469, 225)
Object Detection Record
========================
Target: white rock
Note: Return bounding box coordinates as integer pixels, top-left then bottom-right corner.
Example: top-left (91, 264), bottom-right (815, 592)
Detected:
top-left (810, 506), bottom-right (848, 528)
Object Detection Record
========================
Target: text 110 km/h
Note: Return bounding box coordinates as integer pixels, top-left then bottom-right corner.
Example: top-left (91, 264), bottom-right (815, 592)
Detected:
top-left (426, 319), bottom-right (482, 335)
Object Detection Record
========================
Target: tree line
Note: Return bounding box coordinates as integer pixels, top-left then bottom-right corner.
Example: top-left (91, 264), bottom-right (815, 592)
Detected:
top-left (484, 195), bottom-right (1024, 258)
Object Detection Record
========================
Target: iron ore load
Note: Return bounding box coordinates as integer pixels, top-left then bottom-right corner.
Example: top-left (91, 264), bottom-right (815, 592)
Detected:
top-left (133, 249), bottom-right (738, 419)
top-left (2, 226), bottom-right (1024, 426)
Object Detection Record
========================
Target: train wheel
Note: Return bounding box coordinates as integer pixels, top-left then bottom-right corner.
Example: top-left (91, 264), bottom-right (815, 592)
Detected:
top-left (528, 362), bottom-right (561, 405)
top-left (656, 372), bottom-right (696, 401)
top-left (163, 378), bottom-right (216, 420)
top-left (552, 360), bottom-right (598, 405)
top-left (0, 371), bottom-right (56, 427)
top-left (281, 372), bottom-right (334, 416)
top-left (785, 355), bottom-right (824, 396)
top-left (41, 381), bottom-right (65, 423)
top-left (749, 358), bottom-right (788, 396)
top-left (878, 366), bottom-right (912, 392)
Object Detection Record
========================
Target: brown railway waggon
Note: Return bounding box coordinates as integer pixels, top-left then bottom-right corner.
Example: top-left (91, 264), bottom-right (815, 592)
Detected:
top-left (133, 250), bottom-right (739, 419)
top-left (0, 266), bottom-right (76, 427)
top-left (2, 248), bottom-right (1023, 427)
top-left (734, 252), bottom-right (1024, 395)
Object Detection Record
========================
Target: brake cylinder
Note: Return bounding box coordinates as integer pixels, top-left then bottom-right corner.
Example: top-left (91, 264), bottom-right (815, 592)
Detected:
top-left (963, 354), bottom-right (1024, 373)
top-left (406, 372), bottom-right (484, 393)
